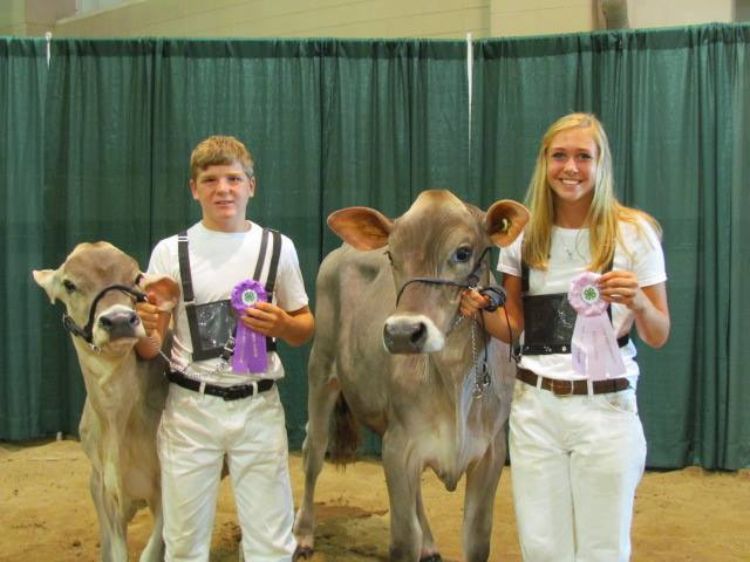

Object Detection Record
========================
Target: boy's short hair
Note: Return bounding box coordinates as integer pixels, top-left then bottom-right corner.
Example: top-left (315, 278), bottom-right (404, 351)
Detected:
top-left (190, 135), bottom-right (255, 180)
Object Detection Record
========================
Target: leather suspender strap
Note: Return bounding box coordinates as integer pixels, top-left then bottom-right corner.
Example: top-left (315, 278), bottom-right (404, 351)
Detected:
top-left (178, 231), bottom-right (194, 303)
top-left (253, 228), bottom-right (270, 281)
top-left (264, 229), bottom-right (282, 297)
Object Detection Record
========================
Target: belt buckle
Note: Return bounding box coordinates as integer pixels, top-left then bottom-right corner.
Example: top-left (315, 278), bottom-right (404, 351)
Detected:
top-left (550, 379), bottom-right (575, 397)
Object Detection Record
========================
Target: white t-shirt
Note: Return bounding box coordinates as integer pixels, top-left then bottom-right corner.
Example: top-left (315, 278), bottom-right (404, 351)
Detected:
top-left (148, 221), bottom-right (309, 385)
top-left (499, 218), bottom-right (666, 381)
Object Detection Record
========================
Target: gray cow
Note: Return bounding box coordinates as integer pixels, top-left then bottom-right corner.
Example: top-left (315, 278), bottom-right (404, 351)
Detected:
top-left (34, 242), bottom-right (179, 561)
top-left (294, 190), bottom-right (529, 562)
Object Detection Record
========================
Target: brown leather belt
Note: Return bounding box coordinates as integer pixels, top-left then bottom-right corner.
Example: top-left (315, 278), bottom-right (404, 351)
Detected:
top-left (516, 368), bottom-right (630, 396)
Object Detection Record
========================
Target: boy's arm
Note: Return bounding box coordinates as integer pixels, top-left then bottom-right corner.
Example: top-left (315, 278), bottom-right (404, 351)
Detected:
top-left (240, 303), bottom-right (314, 347)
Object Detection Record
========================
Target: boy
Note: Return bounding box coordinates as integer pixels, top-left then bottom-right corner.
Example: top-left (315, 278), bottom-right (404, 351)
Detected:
top-left (136, 135), bottom-right (314, 561)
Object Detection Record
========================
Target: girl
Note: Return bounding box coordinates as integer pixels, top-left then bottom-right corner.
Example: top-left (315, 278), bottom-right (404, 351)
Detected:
top-left (462, 112), bottom-right (670, 561)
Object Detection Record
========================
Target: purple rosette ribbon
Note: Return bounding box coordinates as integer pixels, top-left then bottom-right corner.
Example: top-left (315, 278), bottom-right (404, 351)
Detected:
top-left (230, 280), bottom-right (268, 374)
top-left (567, 271), bottom-right (626, 380)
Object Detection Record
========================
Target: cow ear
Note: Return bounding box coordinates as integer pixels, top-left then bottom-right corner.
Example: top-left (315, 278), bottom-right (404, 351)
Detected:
top-left (485, 200), bottom-right (529, 247)
top-left (327, 207), bottom-right (394, 251)
top-left (32, 269), bottom-right (59, 304)
top-left (139, 274), bottom-right (181, 312)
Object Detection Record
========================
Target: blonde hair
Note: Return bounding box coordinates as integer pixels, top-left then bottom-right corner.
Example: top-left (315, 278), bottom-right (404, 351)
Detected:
top-left (523, 112), bottom-right (661, 271)
top-left (189, 135), bottom-right (254, 180)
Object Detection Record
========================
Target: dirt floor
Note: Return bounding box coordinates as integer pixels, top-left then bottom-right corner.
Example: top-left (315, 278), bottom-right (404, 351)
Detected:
top-left (1, 439), bottom-right (748, 562)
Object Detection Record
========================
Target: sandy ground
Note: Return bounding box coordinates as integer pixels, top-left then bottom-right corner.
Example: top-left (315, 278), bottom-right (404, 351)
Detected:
top-left (1, 439), bottom-right (748, 562)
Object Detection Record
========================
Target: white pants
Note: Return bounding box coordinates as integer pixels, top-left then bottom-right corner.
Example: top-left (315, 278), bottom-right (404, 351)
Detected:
top-left (509, 379), bottom-right (646, 562)
top-left (157, 384), bottom-right (296, 562)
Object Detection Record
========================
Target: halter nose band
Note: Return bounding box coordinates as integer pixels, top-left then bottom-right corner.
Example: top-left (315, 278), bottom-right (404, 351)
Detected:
top-left (62, 284), bottom-right (147, 345)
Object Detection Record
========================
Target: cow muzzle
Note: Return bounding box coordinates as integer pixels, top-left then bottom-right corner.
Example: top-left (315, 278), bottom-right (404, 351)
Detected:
top-left (383, 314), bottom-right (445, 354)
top-left (97, 305), bottom-right (144, 341)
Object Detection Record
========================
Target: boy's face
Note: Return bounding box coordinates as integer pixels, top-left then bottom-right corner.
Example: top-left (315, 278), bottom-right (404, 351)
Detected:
top-left (190, 161), bottom-right (255, 232)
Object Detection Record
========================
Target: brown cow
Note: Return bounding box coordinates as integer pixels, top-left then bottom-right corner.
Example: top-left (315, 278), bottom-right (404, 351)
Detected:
top-left (33, 242), bottom-right (179, 562)
top-left (293, 190), bottom-right (529, 562)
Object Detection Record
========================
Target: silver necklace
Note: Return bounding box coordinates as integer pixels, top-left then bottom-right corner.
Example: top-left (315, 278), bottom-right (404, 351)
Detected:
top-left (560, 236), bottom-right (583, 260)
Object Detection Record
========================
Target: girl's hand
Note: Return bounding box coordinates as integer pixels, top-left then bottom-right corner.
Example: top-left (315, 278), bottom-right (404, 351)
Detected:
top-left (598, 270), bottom-right (648, 313)
top-left (460, 288), bottom-right (490, 318)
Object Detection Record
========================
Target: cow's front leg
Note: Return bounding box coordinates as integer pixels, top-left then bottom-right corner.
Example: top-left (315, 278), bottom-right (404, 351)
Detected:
top-left (416, 488), bottom-right (441, 561)
top-left (462, 433), bottom-right (506, 562)
top-left (139, 496), bottom-right (164, 562)
top-left (383, 430), bottom-right (422, 562)
top-left (89, 469), bottom-right (115, 562)
top-left (293, 351), bottom-right (341, 560)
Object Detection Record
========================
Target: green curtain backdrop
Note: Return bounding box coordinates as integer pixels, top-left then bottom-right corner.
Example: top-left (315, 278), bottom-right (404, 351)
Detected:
top-left (472, 24), bottom-right (750, 469)
top-left (0, 38), bottom-right (47, 440)
top-left (1, 24), bottom-right (747, 469)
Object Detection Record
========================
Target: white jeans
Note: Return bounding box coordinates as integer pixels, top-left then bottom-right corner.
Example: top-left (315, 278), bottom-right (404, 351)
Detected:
top-left (158, 384), bottom-right (296, 562)
top-left (509, 379), bottom-right (646, 562)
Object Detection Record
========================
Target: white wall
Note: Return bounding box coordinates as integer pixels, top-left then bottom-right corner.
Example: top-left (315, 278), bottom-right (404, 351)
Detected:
top-left (0, 0), bottom-right (27, 35)
top-left (629, 0), bottom-right (733, 29)
top-left (1, 0), bottom-right (741, 39)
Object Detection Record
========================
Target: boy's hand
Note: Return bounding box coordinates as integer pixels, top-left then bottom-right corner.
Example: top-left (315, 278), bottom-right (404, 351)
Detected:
top-left (240, 301), bottom-right (291, 339)
top-left (240, 302), bottom-right (314, 347)
top-left (136, 301), bottom-right (165, 336)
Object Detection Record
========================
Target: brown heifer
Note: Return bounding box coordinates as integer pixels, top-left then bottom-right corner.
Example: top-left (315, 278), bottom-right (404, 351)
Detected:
top-left (294, 190), bottom-right (529, 562)
top-left (33, 242), bottom-right (179, 562)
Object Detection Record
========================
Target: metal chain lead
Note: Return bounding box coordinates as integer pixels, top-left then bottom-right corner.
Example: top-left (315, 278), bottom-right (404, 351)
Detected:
top-left (471, 320), bottom-right (491, 399)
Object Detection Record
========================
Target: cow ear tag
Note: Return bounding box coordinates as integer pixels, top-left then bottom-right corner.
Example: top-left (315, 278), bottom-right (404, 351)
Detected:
top-left (230, 280), bottom-right (268, 374)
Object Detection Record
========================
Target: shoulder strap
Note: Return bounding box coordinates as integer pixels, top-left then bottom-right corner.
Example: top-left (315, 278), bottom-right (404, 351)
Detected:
top-left (177, 231), bottom-right (194, 303)
top-left (264, 229), bottom-right (282, 297)
top-left (252, 228), bottom-right (270, 282)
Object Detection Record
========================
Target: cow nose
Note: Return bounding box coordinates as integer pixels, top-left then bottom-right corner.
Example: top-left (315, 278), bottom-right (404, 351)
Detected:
top-left (383, 319), bottom-right (428, 354)
top-left (99, 310), bottom-right (141, 339)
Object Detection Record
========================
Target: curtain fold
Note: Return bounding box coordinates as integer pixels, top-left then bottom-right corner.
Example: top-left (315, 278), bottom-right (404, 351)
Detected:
top-left (0, 38), bottom-right (47, 439)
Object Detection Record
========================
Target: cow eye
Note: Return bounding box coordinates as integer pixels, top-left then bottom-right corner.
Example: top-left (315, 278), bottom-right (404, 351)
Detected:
top-left (453, 246), bottom-right (473, 263)
top-left (384, 250), bottom-right (394, 266)
top-left (62, 279), bottom-right (77, 294)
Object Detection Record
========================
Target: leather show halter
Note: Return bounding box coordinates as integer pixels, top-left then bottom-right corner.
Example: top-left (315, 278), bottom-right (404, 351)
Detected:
top-left (62, 282), bottom-right (147, 347)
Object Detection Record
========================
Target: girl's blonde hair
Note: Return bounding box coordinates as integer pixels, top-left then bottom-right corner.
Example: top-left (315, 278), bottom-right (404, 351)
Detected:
top-left (522, 112), bottom-right (660, 271)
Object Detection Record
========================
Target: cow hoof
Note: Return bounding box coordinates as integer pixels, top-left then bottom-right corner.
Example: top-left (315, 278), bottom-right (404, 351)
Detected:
top-left (293, 545), bottom-right (314, 560)
top-left (420, 554), bottom-right (442, 562)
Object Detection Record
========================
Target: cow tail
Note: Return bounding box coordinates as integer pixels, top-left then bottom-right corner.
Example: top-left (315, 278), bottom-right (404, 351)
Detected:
top-left (328, 394), bottom-right (361, 466)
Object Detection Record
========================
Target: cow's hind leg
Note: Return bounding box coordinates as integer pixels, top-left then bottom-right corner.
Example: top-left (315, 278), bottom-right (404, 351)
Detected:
top-left (293, 350), bottom-right (341, 560)
top-left (462, 434), bottom-right (506, 562)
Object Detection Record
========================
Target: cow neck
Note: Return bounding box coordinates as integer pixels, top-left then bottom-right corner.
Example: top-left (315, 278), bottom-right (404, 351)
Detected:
top-left (431, 317), bottom-right (488, 389)
top-left (75, 342), bottom-right (139, 410)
